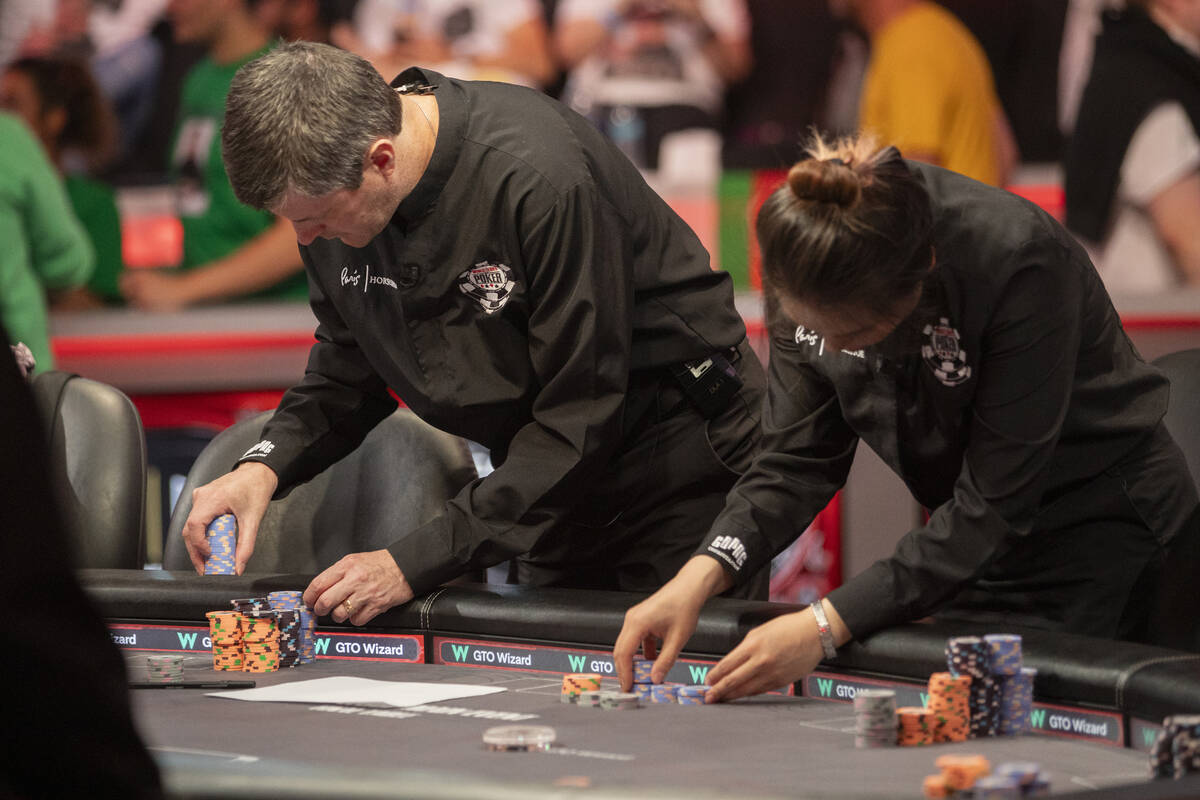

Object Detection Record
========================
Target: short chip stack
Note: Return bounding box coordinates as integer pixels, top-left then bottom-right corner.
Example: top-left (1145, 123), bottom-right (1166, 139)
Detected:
top-left (1150, 715), bottom-right (1200, 780)
top-left (560, 673), bottom-right (603, 703)
top-left (927, 672), bottom-right (971, 743)
top-left (206, 610), bottom-right (243, 671)
top-left (676, 685), bottom-right (708, 705)
top-left (240, 610), bottom-right (280, 673)
top-left (994, 762), bottom-right (1050, 796)
top-left (999, 668), bottom-right (1036, 735)
top-left (631, 657), bottom-right (655, 702)
top-left (146, 654), bottom-right (184, 684)
top-left (597, 692), bottom-right (640, 710)
top-left (922, 754), bottom-right (991, 797)
top-left (898, 706), bottom-right (936, 746)
top-left (231, 596), bottom-right (270, 615)
top-left (854, 689), bottom-right (897, 748)
top-left (203, 514), bottom-right (237, 575)
top-left (649, 684), bottom-right (679, 704)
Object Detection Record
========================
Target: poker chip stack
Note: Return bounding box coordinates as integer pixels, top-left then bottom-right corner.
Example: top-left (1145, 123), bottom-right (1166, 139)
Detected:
top-left (854, 689), bottom-right (898, 748)
top-left (267, 591), bottom-right (306, 669)
top-left (649, 684), bottom-right (679, 704)
top-left (240, 610), bottom-right (280, 673)
top-left (927, 672), bottom-right (972, 743)
top-left (206, 610), bottom-right (244, 671)
top-left (297, 605), bottom-right (318, 663)
top-left (203, 514), bottom-right (237, 575)
top-left (146, 654), bottom-right (184, 684)
top-left (947, 636), bottom-right (1000, 738)
top-left (597, 691), bottom-right (641, 710)
top-left (922, 754), bottom-right (991, 798)
top-left (897, 707), bottom-right (936, 746)
top-left (998, 668), bottom-right (1036, 735)
top-left (676, 685), bottom-right (708, 706)
top-left (560, 673), bottom-right (603, 704)
top-left (1150, 715), bottom-right (1200, 780)
top-left (631, 657), bottom-right (655, 703)
top-left (994, 762), bottom-right (1051, 796)
top-left (981, 635), bottom-right (1034, 736)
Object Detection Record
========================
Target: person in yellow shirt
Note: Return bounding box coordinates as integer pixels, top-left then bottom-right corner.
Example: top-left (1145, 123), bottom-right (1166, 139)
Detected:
top-left (841, 0), bottom-right (1018, 186)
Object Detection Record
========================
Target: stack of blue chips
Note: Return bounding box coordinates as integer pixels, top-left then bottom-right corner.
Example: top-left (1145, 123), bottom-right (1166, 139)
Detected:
top-left (677, 685), bottom-right (708, 705)
top-left (649, 684), bottom-right (678, 703)
top-left (947, 636), bottom-right (999, 737)
top-left (631, 656), bottom-right (654, 702)
top-left (203, 514), bottom-right (237, 575)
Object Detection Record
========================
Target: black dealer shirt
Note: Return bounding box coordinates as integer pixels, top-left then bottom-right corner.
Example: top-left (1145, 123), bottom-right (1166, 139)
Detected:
top-left (697, 162), bottom-right (1197, 637)
top-left (239, 68), bottom-right (748, 595)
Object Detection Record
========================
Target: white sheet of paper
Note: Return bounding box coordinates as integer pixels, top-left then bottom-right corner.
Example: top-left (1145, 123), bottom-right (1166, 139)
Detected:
top-left (207, 676), bottom-right (505, 707)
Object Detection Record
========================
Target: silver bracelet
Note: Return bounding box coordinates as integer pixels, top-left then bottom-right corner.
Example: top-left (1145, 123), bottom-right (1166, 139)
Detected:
top-left (810, 600), bottom-right (838, 660)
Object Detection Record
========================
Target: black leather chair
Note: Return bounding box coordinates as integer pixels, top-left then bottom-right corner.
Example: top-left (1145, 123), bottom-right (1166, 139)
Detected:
top-left (31, 371), bottom-right (147, 568)
top-left (163, 409), bottom-right (478, 573)
top-left (1153, 348), bottom-right (1200, 493)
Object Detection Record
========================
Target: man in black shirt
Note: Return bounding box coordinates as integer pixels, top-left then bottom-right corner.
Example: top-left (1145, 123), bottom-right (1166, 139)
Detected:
top-left (180, 42), bottom-right (767, 621)
top-left (615, 136), bottom-right (1200, 699)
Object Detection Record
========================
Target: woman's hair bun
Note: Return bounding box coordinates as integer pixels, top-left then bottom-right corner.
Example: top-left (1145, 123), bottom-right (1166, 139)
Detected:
top-left (786, 158), bottom-right (862, 208)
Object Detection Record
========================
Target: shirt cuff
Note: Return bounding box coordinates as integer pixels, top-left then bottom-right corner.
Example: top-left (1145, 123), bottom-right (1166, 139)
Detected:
top-left (694, 522), bottom-right (771, 587)
top-left (825, 560), bottom-right (904, 640)
top-left (385, 514), bottom-right (467, 598)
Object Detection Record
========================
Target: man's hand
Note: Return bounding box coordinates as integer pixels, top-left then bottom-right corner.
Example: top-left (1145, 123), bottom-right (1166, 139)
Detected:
top-left (704, 610), bottom-right (824, 703)
top-left (120, 270), bottom-right (192, 311)
top-left (180, 463), bottom-right (278, 575)
top-left (303, 550), bottom-right (415, 626)
top-left (613, 556), bottom-right (731, 691)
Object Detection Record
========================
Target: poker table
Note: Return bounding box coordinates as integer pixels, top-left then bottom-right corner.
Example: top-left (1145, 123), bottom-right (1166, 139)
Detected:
top-left (81, 569), bottom-right (1200, 800)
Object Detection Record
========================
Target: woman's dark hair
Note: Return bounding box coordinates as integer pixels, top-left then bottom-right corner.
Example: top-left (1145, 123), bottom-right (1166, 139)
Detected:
top-left (756, 132), bottom-right (934, 317)
top-left (7, 56), bottom-right (117, 169)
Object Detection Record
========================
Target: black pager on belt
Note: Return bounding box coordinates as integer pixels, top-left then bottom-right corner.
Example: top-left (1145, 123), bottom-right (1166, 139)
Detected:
top-left (669, 351), bottom-right (742, 419)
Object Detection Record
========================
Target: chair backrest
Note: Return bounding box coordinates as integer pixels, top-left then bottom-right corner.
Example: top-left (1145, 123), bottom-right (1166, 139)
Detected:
top-left (31, 371), bottom-right (147, 568)
top-left (163, 409), bottom-right (478, 573)
top-left (1154, 348), bottom-right (1200, 494)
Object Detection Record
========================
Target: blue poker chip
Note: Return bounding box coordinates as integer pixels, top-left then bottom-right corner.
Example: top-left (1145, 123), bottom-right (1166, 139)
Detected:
top-left (649, 684), bottom-right (679, 703)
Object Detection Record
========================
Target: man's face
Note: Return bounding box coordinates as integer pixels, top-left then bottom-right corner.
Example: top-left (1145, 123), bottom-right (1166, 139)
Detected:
top-left (1163, 0), bottom-right (1200, 40)
top-left (273, 169), bottom-right (396, 249)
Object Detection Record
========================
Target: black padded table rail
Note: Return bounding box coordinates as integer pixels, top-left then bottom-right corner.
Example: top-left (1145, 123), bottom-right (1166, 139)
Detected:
top-left (81, 569), bottom-right (1200, 732)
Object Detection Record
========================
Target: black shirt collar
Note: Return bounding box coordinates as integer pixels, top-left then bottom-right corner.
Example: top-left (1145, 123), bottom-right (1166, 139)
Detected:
top-left (389, 67), bottom-right (467, 228)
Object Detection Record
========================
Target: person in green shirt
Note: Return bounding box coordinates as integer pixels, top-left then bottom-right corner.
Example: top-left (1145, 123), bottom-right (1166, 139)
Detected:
top-left (119, 0), bottom-right (307, 311)
top-left (2, 56), bottom-right (124, 307)
top-left (0, 112), bottom-right (94, 371)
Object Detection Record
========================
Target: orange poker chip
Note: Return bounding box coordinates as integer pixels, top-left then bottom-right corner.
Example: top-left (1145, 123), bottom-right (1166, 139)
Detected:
top-left (935, 754), bottom-right (991, 791)
top-left (922, 774), bottom-right (950, 798)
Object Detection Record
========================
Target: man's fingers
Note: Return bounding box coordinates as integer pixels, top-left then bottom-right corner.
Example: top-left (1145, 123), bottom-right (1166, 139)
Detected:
top-left (304, 563), bottom-right (348, 615)
top-left (650, 628), bottom-right (687, 684)
top-left (233, 519), bottom-right (259, 576)
top-left (613, 620), bottom-right (644, 692)
top-left (706, 658), bottom-right (759, 704)
top-left (704, 643), bottom-right (752, 694)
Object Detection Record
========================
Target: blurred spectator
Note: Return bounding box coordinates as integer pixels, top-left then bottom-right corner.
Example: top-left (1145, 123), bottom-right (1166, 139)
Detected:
top-left (3, 56), bottom-right (125, 308)
top-left (0, 0), bottom-right (43, 69)
top-left (334, 0), bottom-right (555, 89)
top-left (722, 0), bottom-right (856, 169)
top-left (120, 0), bottom-right (307, 310)
top-left (555, 0), bottom-right (751, 188)
top-left (0, 112), bottom-right (94, 371)
top-left (938, 0), bottom-right (1069, 164)
top-left (257, 0), bottom-right (350, 43)
top-left (1065, 0), bottom-right (1200, 292)
top-left (837, 0), bottom-right (1018, 186)
top-left (89, 0), bottom-right (169, 161)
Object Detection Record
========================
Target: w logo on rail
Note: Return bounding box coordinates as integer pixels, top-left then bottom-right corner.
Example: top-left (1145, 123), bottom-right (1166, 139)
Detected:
top-left (450, 644), bottom-right (471, 662)
top-left (688, 665), bottom-right (709, 684)
top-left (815, 678), bottom-right (834, 697)
top-left (568, 654), bottom-right (588, 672)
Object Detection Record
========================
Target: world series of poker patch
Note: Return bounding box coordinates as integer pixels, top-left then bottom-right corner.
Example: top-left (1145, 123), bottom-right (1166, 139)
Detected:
top-left (457, 261), bottom-right (515, 315)
top-left (922, 317), bottom-right (972, 386)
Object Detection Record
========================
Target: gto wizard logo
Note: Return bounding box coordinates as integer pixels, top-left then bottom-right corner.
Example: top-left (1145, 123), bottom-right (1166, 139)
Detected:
top-left (457, 261), bottom-right (515, 314)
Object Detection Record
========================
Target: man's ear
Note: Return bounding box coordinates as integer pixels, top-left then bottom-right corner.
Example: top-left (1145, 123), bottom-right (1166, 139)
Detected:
top-left (365, 138), bottom-right (396, 179)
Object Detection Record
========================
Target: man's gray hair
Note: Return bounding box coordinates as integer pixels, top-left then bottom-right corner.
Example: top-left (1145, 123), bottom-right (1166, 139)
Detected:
top-left (222, 41), bottom-right (403, 210)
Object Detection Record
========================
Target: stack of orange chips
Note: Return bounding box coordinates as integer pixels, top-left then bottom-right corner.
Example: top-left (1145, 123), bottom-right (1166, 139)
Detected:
top-left (561, 673), bottom-right (604, 703)
top-left (240, 610), bottom-right (280, 673)
top-left (207, 611), bottom-right (243, 671)
top-left (898, 707), bottom-right (935, 746)
top-left (927, 672), bottom-right (972, 743)
top-left (922, 754), bottom-right (991, 797)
